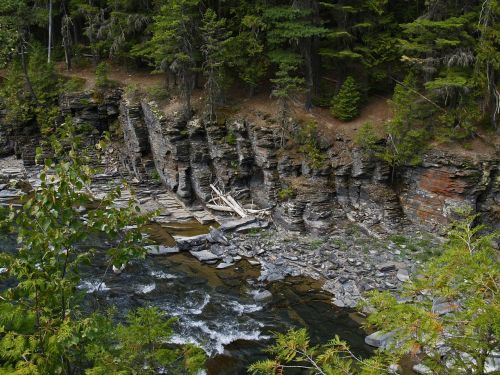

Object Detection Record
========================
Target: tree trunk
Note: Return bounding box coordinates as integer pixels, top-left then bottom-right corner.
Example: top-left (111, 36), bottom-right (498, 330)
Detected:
top-left (20, 40), bottom-right (37, 102)
top-left (47, 0), bottom-right (53, 64)
top-left (61, 1), bottom-right (72, 70)
top-left (303, 45), bottom-right (314, 111)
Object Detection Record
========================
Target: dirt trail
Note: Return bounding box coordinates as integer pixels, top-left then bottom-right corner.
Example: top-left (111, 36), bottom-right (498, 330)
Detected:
top-left (56, 64), bottom-right (498, 156)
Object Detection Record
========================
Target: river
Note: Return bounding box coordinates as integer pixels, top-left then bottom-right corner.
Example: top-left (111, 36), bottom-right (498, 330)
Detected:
top-left (76, 221), bottom-right (372, 374)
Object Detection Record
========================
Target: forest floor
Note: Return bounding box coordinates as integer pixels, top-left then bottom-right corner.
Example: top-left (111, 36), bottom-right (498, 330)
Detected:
top-left (57, 63), bottom-right (499, 158)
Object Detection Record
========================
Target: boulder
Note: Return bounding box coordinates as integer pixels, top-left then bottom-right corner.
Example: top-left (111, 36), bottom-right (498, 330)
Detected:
top-left (397, 268), bottom-right (410, 282)
top-left (252, 290), bottom-right (273, 302)
top-left (377, 262), bottom-right (397, 272)
top-left (412, 364), bottom-right (433, 375)
top-left (207, 226), bottom-right (229, 245)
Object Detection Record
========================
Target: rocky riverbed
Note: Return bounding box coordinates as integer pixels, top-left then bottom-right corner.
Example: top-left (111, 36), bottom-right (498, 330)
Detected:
top-left (167, 217), bottom-right (439, 309)
top-left (0, 154), bottom-right (438, 311)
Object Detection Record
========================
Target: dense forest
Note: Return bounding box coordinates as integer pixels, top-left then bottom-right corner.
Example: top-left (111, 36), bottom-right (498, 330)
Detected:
top-left (0, 1), bottom-right (499, 135)
top-left (0, 1), bottom-right (499, 375)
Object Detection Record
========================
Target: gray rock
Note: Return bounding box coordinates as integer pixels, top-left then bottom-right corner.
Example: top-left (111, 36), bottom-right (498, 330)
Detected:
top-left (485, 352), bottom-right (500, 374)
top-left (174, 234), bottom-right (208, 250)
top-left (365, 330), bottom-right (396, 348)
top-left (146, 245), bottom-right (180, 255)
top-left (397, 269), bottom-right (410, 282)
top-left (207, 227), bottom-right (229, 245)
top-left (377, 262), bottom-right (397, 272)
top-left (219, 217), bottom-right (257, 232)
top-left (189, 250), bottom-right (220, 262)
top-left (412, 364), bottom-right (433, 375)
top-left (432, 301), bottom-right (458, 315)
top-left (252, 290), bottom-right (273, 302)
top-left (216, 262), bottom-right (234, 269)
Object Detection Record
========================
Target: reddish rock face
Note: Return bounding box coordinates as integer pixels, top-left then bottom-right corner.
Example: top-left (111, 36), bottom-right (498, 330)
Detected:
top-left (418, 169), bottom-right (468, 198)
top-left (400, 151), bottom-right (498, 230)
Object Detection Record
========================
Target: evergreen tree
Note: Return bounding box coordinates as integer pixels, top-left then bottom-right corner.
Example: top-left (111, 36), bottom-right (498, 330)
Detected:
top-left (226, 12), bottom-right (269, 96)
top-left (363, 209), bottom-right (500, 374)
top-left (138, 0), bottom-right (201, 118)
top-left (270, 59), bottom-right (305, 146)
top-left (200, 8), bottom-right (231, 118)
top-left (264, 5), bottom-right (327, 109)
top-left (330, 76), bottom-right (361, 121)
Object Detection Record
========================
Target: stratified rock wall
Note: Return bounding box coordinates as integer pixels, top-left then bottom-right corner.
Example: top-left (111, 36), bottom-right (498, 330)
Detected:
top-left (400, 150), bottom-right (499, 231)
top-left (126, 100), bottom-right (499, 234)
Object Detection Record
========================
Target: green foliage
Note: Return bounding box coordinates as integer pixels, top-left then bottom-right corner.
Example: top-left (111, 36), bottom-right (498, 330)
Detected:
top-left (356, 75), bottom-right (430, 170)
top-left (354, 122), bottom-right (380, 151)
top-left (0, 47), bottom-right (60, 129)
top-left (63, 77), bottom-right (87, 92)
top-left (0, 119), bottom-right (204, 374)
top-left (270, 60), bottom-right (304, 140)
top-left (95, 62), bottom-right (111, 88)
top-left (136, 0), bottom-right (200, 117)
top-left (363, 209), bottom-right (499, 374)
top-left (249, 328), bottom-right (392, 375)
top-left (225, 131), bottom-right (237, 145)
top-left (295, 121), bottom-right (327, 169)
top-left (277, 186), bottom-right (295, 201)
top-left (200, 8), bottom-right (232, 116)
top-left (145, 85), bottom-right (170, 101)
top-left (86, 307), bottom-right (206, 374)
top-left (331, 76), bottom-right (362, 121)
top-left (226, 13), bottom-right (269, 94)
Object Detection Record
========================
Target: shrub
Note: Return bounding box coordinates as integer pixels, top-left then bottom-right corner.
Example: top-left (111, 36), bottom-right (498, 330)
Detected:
top-left (277, 186), bottom-right (295, 201)
top-left (354, 122), bottom-right (380, 152)
top-left (63, 77), bottom-right (86, 92)
top-left (145, 85), bottom-right (170, 101)
top-left (225, 131), bottom-right (237, 145)
top-left (95, 62), bottom-right (111, 88)
top-left (331, 76), bottom-right (361, 121)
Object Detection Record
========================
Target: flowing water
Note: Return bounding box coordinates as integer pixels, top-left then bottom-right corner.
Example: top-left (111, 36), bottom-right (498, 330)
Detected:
top-left (0, 211), bottom-right (372, 374)
top-left (77, 222), bottom-right (372, 374)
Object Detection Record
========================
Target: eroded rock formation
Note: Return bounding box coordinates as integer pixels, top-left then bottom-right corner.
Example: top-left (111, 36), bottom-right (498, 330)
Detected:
top-left (121, 97), bottom-right (499, 235)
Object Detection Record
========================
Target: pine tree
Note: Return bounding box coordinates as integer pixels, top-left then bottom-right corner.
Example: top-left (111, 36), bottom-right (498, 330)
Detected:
top-left (200, 8), bottom-right (231, 119)
top-left (264, 5), bottom-right (327, 109)
top-left (270, 58), bottom-right (305, 146)
top-left (142, 0), bottom-right (201, 119)
top-left (330, 76), bottom-right (361, 121)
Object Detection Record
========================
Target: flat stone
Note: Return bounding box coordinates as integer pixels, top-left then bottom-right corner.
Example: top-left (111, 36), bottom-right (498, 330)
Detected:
top-left (377, 262), bottom-right (397, 272)
top-left (174, 234), bottom-right (208, 250)
top-left (485, 352), bottom-right (500, 373)
top-left (207, 227), bottom-right (229, 245)
top-left (189, 250), bottom-right (220, 262)
top-left (332, 298), bottom-right (345, 307)
top-left (365, 330), bottom-right (395, 348)
top-left (397, 269), bottom-right (410, 282)
top-left (0, 189), bottom-right (20, 198)
top-left (432, 301), bottom-right (458, 315)
top-left (216, 262), bottom-right (234, 269)
top-left (412, 364), bottom-right (433, 374)
top-left (247, 259), bottom-right (260, 266)
top-left (219, 217), bottom-right (257, 232)
top-left (146, 245), bottom-right (179, 255)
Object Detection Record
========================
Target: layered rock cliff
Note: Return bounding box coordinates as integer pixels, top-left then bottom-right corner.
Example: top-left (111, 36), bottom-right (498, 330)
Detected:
top-left (1, 88), bottom-right (498, 235)
top-left (120, 96), bottom-right (499, 235)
